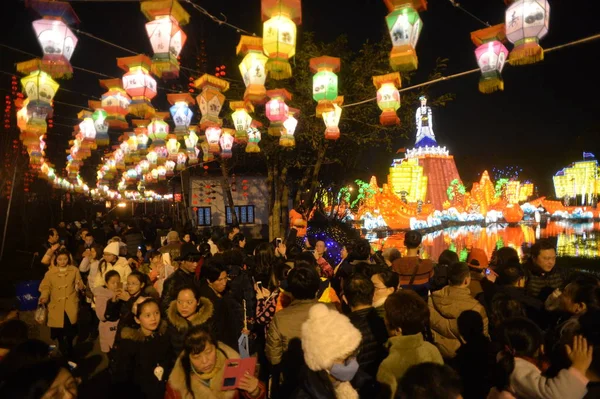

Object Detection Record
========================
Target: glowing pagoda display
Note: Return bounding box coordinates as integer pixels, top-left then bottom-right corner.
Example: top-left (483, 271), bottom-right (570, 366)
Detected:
top-left (261, 0), bottom-right (302, 80)
top-left (553, 157), bottom-right (600, 204)
top-left (30, 0), bottom-right (80, 78)
top-left (471, 24), bottom-right (509, 93)
top-left (237, 36), bottom-right (268, 104)
top-left (141, 0), bottom-right (190, 79)
top-left (384, 0), bottom-right (427, 72)
top-left (388, 157), bottom-right (428, 202)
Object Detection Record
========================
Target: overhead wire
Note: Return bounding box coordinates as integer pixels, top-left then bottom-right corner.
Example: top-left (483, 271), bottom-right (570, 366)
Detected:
top-left (448, 1), bottom-right (491, 28)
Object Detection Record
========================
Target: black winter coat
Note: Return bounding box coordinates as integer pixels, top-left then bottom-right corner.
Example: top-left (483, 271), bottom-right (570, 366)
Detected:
top-left (165, 296), bottom-right (214, 358)
top-left (161, 269), bottom-right (201, 315)
top-left (110, 320), bottom-right (174, 399)
top-left (104, 286), bottom-right (160, 344)
top-left (290, 366), bottom-right (337, 399)
top-left (198, 284), bottom-right (242, 350)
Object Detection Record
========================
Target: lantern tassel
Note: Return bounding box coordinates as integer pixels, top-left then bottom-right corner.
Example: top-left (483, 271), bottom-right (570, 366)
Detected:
top-left (479, 71), bottom-right (505, 94)
top-left (390, 45), bottom-right (419, 72)
top-left (266, 59), bottom-right (292, 80)
top-left (509, 41), bottom-right (544, 66)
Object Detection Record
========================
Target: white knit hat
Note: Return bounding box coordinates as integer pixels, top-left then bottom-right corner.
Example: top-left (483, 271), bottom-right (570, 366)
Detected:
top-left (104, 242), bottom-right (120, 256)
top-left (301, 303), bottom-right (362, 372)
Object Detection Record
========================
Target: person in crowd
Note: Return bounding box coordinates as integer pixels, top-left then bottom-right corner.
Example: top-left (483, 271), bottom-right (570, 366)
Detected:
top-left (182, 233), bottom-right (195, 245)
top-left (0, 319), bottom-right (28, 360)
top-left (490, 246), bottom-right (520, 271)
top-left (452, 310), bottom-right (493, 399)
top-left (232, 232), bottom-right (247, 250)
top-left (146, 249), bottom-right (174, 296)
top-left (165, 324), bottom-right (266, 399)
top-left (95, 241), bottom-right (131, 287)
top-left (123, 220), bottom-right (145, 258)
top-left (289, 205), bottom-right (308, 242)
top-left (266, 265), bottom-right (331, 396)
top-left (256, 262), bottom-right (291, 334)
top-left (488, 293), bottom-right (526, 333)
top-left (56, 220), bottom-right (71, 248)
top-left (161, 244), bottom-right (203, 314)
top-left (344, 273), bottom-right (388, 396)
top-left (371, 267), bottom-right (400, 318)
top-left (381, 247), bottom-right (401, 267)
top-left (488, 318), bottom-right (592, 399)
top-left (217, 237), bottom-right (233, 253)
top-left (431, 249), bottom-right (459, 292)
top-left (398, 363), bottom-right (463, 399)
top-left (79, 246), bottom-right (101, 290)
top-left (525, 239), bottom-right (566, 301)
top-left (111, 297), bottom-right (173, 399)
top-left (166, 284), bottom-right (214, 358)
top-left (0, 358), bottom-right (79, 399)
top-left (40, 228), bottom-right (61, 268)
top-left (391, 230), bottom-right (434, 300)
top-left (227, 225), bottom-right (241, 241)
top-left (39, 248), bottom-right (83, 360)
top-left (466, 248), bottom-right (489, 299)
top-left (312, 241), bottom-right (334, 279)
top-left (75, 230), bottom-right (101, 264)
top-left (577, 309), bottom-right (600, 398)
top-left (127, 245), bottom-right (147, 272)
top-left (334, 238), bottom-right (373, 294)
top-left (377, 290), bottom-right (443, 398)
top-left (428, 262), bottom-right (489, 359)
top-left (160, 230), bottom-right (183, 267)
top-left (93, 270), bottom-right (121, 354)
top-left (291, 303), bottom-right (362, 399)
top-left (207, 231), bottom-right (220, 255)
top-left (253, 242), bottom-right (278, 286)
top-left (104, 270), bottom-right (159, 340)
top-left (334, 242), bottom-right (353, 275)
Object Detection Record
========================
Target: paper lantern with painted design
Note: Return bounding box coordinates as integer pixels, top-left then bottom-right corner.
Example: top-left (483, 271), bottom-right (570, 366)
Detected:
top-left (89, 101), bottom-right (110, 146)
top-left (194, 74), bottom-right (229, 129)
top-left (230, 101), bottom-right (254, 142)
top-left (237, 36), bottom-right (268, 103)
top-left (220, 129), bottom-right (235, 158)
top-left (99, 79), bottom-right (131, 130)
top-left (261, 0), bottom-right (302, 80)
top-left (147, 112), bottom-right (170, 145)
top-left (384, 0), bottom-right (427, 72)
top-left (322, 97), bottom-right (343, 140)
top-left (472, 24), bottom-right (509, 93)
top-left (505, 0), bottom-right (550, 65)
top-left (205, 126), bottom-right (222, 154)
top-left (280, 108), bottom-right (299, 148)
top-left (373, 72), bottom-right (402, 125)
top-left (118, 55), bottom-right (157, 119)
top-left (310, 56), bottom-right (340, 116)
top-left (265, 89), bottom-right (291, 136)
top-left (167, 93), bottom-right (195, 139)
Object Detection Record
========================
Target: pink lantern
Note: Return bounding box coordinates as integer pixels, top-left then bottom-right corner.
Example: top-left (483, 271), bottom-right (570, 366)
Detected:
top-left (205, 126), bottom-right (222, 154)
top-left (265, 89), bottom-right (291, 136)
top-left (220, 129), bottom-right (235, 158)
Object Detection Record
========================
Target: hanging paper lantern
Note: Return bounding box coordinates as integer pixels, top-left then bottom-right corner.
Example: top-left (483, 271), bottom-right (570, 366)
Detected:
top-left (77, 110), bottom-right (97, 150)
top-left (166, 134), bottom-right (181, 160)
top-left (220, 129), bottom-right (235, 158)
top-left (156, 165), bottom-right (167, 180)
top-left (230, 101), bottom-right (254, 142)
top-left (146, 150), bottom-right (158, 165)
top-left (99, 79), bottom-right (131, 130)
top-left (164, 160), bottom-right (176, 176)
top-left (237, 36), bottom-right (268, 103)
top-left (133, 119), bottom-right (150, 151)
top-left (147, 112), bottom-right (169, 145)
top-left (141, 0), bottom-right (190, 79)
top-left (20, 69), bottom-right (59, 109)
top-left (372, 72), bottom-right (402, 125)
top-left (118, 55), bottom-right (157, 119)
top-left (89, 101), bottom-right (110, 146)
top-left (30, 0), bottom-right (80, 79)
top-left (265, 89), bottom-right (291, 136)
top-left (167, 93), bottom-right (195, 138)
top-left (505, 0), bottom-right (550, 65)
top-left (199, 138), bottom-right (214, 163)
top-left (322, 96), bottom-right (343, 140)
top-left (246, 126), bottom-right (262, 153)
top-left (194, 74), bottom-right (229, 130)
top-left (280, 108), bottom-right (299, 148)
top-left (176, 151), bottom-right (187, 170)
top-left (261, 0), bottom-right (302, 80)
top-left (205, 126), bottom-right (222, 154)
top-left (310, 56), bottom-right (340, 116)
top-left (185, 127), bottom-right (199, 151)
top-left (471, 25), bottom-right (509, 94)
top-left (384, 0), bottom-right (427, 72)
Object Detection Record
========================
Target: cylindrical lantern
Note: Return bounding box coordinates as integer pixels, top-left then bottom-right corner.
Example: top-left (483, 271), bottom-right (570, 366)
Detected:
top-left (167, 93), bottom-right (195, 138)
top-left (322, 97), bottom-right (343, 140)
top-left (118, 55), bottom-right (157, 119)
top-left (384, 0), bottom-right (427, 72)
top-left (205, 126), bottom-right (222, 154)
top-left (310, 56), bottom-right (340, 116)
top-left (237, 36), bottom-right (268, 104)
top-left (141, 0), bottom-right (190, 79)
top-left (472, 25), bottom-right (509, 93)
top-left (265, 89), bottom-right (291, 136)
top-left (99, 79), bottom-right (131, 130)
top-left (230, 101), bottom-right (254, 142)
top-left (194, 74), bottom-right (230, 130)
top-left (505, 0), bottom-right (550, 65)
top-left (30, 0), bottom-right (79, 78)
top-left (220, 128), bottom-right (235, 158)
top-left (373, 72), bottom-right (402, 125)
top-left (280, 108), bottom-right (299, 148)
top-left (261, 0), bottom-right (302, 80)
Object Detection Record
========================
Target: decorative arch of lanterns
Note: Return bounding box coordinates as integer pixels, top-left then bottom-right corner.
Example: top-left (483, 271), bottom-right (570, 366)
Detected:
top-left (12, 0), bottom-right (553, 202)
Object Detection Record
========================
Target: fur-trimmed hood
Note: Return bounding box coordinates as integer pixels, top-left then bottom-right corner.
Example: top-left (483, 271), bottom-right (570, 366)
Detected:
top-left (167, 297), bottom-right (214, 331)
top-left (121, 319), bottom-right (168, 341)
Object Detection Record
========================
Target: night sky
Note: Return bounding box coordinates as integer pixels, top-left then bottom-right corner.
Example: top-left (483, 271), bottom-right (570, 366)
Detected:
top-left (1, 0), bottom-right (599, 196)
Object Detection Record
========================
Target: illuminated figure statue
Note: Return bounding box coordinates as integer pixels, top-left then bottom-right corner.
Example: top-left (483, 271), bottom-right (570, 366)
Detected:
top-left (415, 95), bottom-right (437, 147)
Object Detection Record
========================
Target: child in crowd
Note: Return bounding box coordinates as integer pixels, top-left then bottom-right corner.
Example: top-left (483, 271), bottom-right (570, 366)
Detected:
top-left (93, 270), bottom-right (121, 353)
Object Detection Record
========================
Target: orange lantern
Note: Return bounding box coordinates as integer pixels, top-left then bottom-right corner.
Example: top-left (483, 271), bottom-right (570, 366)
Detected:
top-left (99, 78), bottom-right (131, 130)
top-left (372, 72), bottom-right (402, 125)
top-left (194, 74), bottom-right (229, 130)
top-left (118, 55), bottom-right (157, 119)
top-left (504, 203), bottom-right (524, 224)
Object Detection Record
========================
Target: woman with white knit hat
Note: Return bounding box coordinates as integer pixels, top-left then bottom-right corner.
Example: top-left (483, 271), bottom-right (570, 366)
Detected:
top-left (94, 241), bottom-right (132, 287)
top-left (291, 303), bottom-right (362, 399)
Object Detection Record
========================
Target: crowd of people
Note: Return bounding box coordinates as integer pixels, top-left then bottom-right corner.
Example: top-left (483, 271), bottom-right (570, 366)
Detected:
top-left (0, 218), bottom-right (599, 399)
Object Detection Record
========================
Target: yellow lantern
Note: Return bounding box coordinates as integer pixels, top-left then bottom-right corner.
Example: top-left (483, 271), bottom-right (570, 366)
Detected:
top-left (166, 134), bottom-right (181, 160)
top-left (280, 107), bottom-right (299, 148)
top-left (194, 74), bottom-right (230, 130)
top-left (372, 72), bottom-right (402, 125)
top-left (20, 69), bottom-right (59, 107)
top-left (230, 101), bottom-right (254, 142)
top-left (237, 36), bottom-right (268, 104)
top-left (147, 112), bottom-right (169, 145)
top-left (322, 96), bottom-right (343, 140)
top-left (261, 0), bottom-right (302, 80)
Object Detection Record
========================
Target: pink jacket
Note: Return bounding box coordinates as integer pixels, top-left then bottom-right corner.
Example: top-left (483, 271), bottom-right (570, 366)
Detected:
top-left (487, 358), bottom-right (588, 399)
top-left (93, 286), bottom-right (119, 353)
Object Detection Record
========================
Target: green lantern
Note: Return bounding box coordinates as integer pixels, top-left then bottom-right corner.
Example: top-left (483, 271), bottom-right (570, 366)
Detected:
top-left (310, 56), bottom-right (340, 115)
top-left (384, 0), bottom-right (426, 72)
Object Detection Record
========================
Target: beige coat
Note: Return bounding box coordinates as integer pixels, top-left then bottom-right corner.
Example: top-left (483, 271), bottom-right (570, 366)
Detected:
top-left (39, 265), bottom-right (82, 328)
top-left (428, 285), bottom-right (489, 358)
